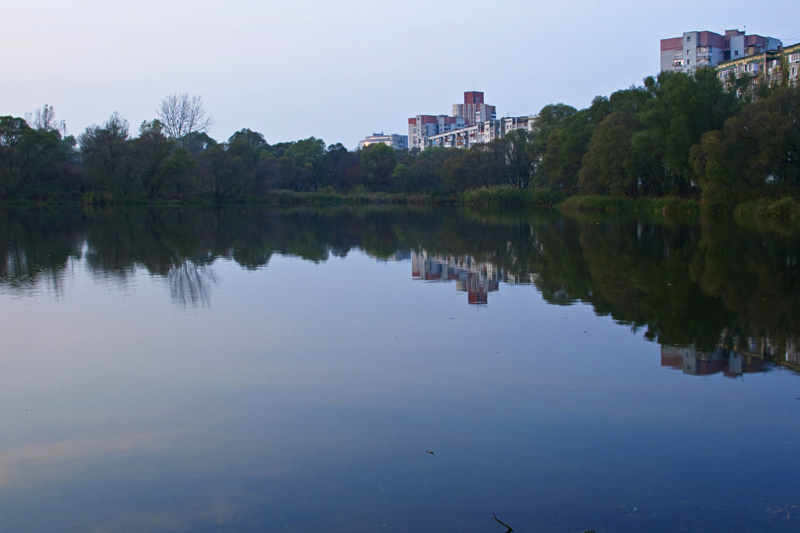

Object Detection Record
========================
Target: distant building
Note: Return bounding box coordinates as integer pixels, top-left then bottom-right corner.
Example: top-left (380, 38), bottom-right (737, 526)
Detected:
top-left (660, 29), bottom-right (781, 74)
top-left (427, 115), bottom-right (536, 150)
top-left (788, 43), bottom-right (800, 82)
top-left (407, 91), bottom-right (496, 150)
top-left (408, 115), bottom-right (467, 151)
top-left (716, 41), bottom-right (800, 88)
top-left (453, 91), bottom-right (497, 126)
top-left (357, 133), bottom-right (408, 151)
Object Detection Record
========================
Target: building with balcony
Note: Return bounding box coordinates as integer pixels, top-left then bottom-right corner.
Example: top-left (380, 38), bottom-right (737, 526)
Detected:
top-left (407, 115), bottom-right (467, 151)
top-left (716, 41), bottom-right (800, 88)
top-left (427, 115), bottom-right (536, 149)
top-left (407, 91), bottom-right (496, 150)
top-left (660, 29), bottom-right (781, 74)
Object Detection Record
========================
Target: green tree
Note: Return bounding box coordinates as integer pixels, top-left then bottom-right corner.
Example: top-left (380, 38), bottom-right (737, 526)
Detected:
top-left (285, 137), bottom-right (329, 191)
top-left (132, 120), bottom-right (196, 199)
top-left (0, 116), bottom-right (70, 198)
top-left (360, 143), bottom-right (397, 191)
top-left (79, 112), bottom-right (136, 197)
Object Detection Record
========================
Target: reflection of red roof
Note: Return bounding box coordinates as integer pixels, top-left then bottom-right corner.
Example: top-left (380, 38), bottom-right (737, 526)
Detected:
top-left (698, 359), bottom-right (723, 375)
top-left (468, 291), bottom-right (488, 305)
top-left (744, 357), bottom-right (763, 373)
top-left (661, 355), bottom-right (682, 369)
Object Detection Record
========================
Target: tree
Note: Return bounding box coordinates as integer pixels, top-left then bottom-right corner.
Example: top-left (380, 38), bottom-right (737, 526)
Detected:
top-left (0, 116), bottom-right (68, 198)
top-left (197, 145), bottom-right (247, 200)
top-left (360, 143), bottom-right (397, 191)
top-left (179, 131), bottom-right (218, 154)
top-left (26, 104), bottom-right (67, 135)
top-left (156, 93), bottom-right (214, 139)
top-left (285, 137), bottom-right (329, 191)
top-left (633, 68), bottom-right (737, 196)
top-left (132, 120), bottom-right (196, 199)
top-left (504, 129), bottom-right (533, 188)
top-left (79, 112), bottom-right (136, 196)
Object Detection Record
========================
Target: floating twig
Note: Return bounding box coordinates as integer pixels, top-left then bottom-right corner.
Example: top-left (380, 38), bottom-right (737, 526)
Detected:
top-left (492, 513), bottom-right (514, 532)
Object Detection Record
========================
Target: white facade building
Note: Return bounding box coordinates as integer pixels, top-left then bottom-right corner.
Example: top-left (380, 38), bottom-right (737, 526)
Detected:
top-left (427, 116), bottom-right (536, 150)
top-left (407, 115), bottom-right (467, 151)
top-left (357, 133), bottom-right (408, 151)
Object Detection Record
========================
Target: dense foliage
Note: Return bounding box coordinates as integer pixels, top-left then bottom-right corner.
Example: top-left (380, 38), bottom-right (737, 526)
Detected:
top-left (2, 69), bottom-right (798, 211)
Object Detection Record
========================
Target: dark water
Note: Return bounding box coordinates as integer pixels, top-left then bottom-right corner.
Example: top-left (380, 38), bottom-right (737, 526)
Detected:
top-left (0, 206), bottom-right (798, 532)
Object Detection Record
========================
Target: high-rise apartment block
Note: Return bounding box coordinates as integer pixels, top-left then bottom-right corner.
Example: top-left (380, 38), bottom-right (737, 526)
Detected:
top-left (408, 91), bottom-right (496, 150)
top-left (452, 91), bottom-right (497, 126)
top-left (660, 29), bottom-right (782, 73)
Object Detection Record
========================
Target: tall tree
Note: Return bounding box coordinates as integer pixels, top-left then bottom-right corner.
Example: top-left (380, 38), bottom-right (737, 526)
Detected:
top-left (79, 112), bottom-right (136, 197)
top-left (0, 116), bottom-right (67, 198)
top-left (156, 93), bottom-right (214, 139)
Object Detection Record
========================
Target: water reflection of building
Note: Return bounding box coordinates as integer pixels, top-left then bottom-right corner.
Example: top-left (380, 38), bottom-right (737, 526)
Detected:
top-left (660, 334), bottom-right (791, 378)
top-left (411, 250), bottom-right (536, 305)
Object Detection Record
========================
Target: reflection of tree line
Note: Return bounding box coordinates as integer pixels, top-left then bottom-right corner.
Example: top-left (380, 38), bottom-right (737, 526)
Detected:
top-left (1, 208), bottom-right (799, 362)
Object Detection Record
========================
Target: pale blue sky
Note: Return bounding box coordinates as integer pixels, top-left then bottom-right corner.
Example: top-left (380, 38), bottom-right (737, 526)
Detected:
top-left (1, 0), bottom-right (797, 149)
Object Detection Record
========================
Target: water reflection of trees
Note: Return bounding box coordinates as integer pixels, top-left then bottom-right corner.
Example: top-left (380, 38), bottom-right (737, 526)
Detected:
top-left (1, 206), bottom-right (799, 364)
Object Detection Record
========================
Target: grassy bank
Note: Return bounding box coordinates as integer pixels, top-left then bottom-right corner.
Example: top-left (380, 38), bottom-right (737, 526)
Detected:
top-left (252, 190), bottom-right (447, 206)
top-left (8, 188), bottom-right (800, 220)
top-left (460, 186), bottom-right (563, 207)
top-left (733, 196), bottom-right (800, 219)
top-left (558, 195), bottom-right (701, 215)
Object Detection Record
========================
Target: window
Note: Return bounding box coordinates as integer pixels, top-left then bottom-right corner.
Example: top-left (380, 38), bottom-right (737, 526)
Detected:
top-left (687, 59), bottom-right (691, 65)
top-left (687, 36), bottom-right (691, 42)
top-left (735, 50), bottom-right (739, 57)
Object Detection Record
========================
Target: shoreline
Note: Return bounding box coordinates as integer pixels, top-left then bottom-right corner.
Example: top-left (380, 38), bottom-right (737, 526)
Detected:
top-left (2, 188), bottom-right (799, 220)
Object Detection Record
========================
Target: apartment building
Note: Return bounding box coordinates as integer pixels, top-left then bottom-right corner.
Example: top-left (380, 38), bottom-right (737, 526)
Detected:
top-left (427, 115), bottom-right (536, 149)
top-left (716, 42), bottom-right (800, 86)
top-left (788, 43), bottom-right (800, 82)
top-left (452, 91), bottom-right (497, 126)
top-left (357, 133), bottom-right (408, 151)
top-left (407, 115), bottom-right (467, 151)
top-left (407, 91), bottom-right (495, 150)
top-left (660, 29), bottom-right (781, 73)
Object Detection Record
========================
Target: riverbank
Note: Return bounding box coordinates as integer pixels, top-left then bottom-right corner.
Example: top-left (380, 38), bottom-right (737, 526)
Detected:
top-left (5, 188), bottom-right (800, 219)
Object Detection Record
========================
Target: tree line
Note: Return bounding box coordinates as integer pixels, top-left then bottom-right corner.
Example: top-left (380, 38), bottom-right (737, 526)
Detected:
top-left (1, 72), bottom-right (798, 208)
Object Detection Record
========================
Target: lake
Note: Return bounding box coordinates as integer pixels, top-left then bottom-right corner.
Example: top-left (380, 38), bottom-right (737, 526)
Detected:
top-left (0, 206), bottom-right (798, 532)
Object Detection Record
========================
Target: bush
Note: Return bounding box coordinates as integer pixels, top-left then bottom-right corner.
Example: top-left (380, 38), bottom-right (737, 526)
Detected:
top-left (461, 186), bottom-right (562, 207)
top-left (733, 196), bottom-right (800, 219)
top-left (558, 195), bottom-right (700, 214)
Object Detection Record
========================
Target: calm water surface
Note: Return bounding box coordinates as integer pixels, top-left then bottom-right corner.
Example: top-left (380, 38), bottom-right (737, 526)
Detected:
top-left (0, 207), bottom-right (798, 532)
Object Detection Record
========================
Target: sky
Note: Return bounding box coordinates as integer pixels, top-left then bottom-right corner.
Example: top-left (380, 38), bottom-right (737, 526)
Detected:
top-left (1, 0), bottom-right (798, 149)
